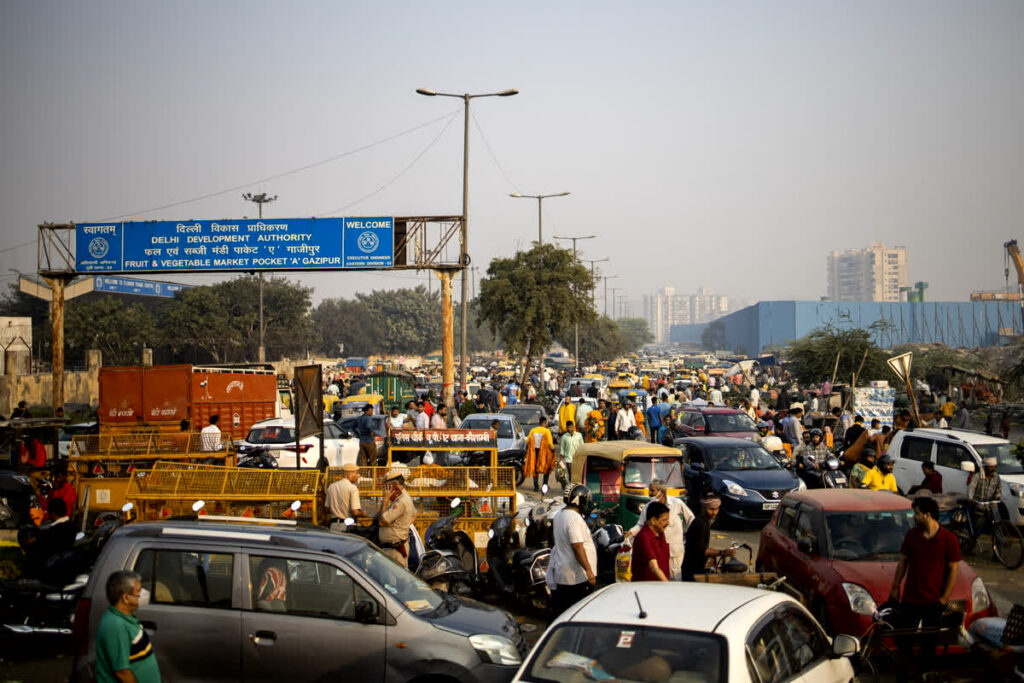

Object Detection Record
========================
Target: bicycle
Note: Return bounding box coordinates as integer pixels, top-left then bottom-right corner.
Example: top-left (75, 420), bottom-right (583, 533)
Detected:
top-left (944, 498), bottom-right (1024, 569)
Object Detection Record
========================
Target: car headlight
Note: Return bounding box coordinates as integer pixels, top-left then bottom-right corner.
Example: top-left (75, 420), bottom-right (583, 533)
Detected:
top-left (841, 582), bottom-right (877, 616)
top-left (469, 634), bottom-right (522, 666)
top-left (797, 478), bottom-right (807, 491)
top-left (972, 576), bottom-right (991, 613)
top-left (1009, 483), bottom-right (1024, 498)
top-left (723, 480), bottom-right (747, 497)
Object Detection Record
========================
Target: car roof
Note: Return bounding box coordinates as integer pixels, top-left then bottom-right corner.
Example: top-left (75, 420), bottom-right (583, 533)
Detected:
top-left (782, 489), bottom-right (911, 512)
top-left (115, 519), bottom-right (371, 553)
top-left (902, 428), bottom-right (1009, 446)
top-left (252, 418), bottom-right (295, 428)
top-left (500, 404), bottom-right (543, 411)
top-left (559, 582), bottom-right (788, 632)
top-left (461, 413), bottom-right (517, 424)
top-left (677, 437), bottom-right (764, 448)
top-left (682, 406), bottom-right (745, 414)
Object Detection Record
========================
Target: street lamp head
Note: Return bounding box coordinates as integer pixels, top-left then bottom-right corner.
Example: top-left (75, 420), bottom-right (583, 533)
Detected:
top-left (509, 193), bottom-right (524, 198)
top-left (497, 89), bottom-right (519, 97)
top-left (555, 191), bottom-right (571, 197)
top-left (415, 88), bottom-right (437, 96)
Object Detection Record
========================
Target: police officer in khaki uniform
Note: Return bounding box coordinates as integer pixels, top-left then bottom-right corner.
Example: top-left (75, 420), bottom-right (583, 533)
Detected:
top-left (378, 469), bottom-right (417, 566)
top-left (325, 463), bottom-right (364, 532)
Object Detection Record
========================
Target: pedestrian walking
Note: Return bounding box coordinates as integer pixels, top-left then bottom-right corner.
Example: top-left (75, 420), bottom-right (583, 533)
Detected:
top-left (629, 500), bottom-right (671, 582)
top-left (95, 570), bottom-right (161, 683)
top-left (546, 485), bottom-right (597, 617)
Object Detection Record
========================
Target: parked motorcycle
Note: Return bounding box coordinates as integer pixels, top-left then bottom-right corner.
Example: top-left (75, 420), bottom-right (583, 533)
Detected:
top-left (485, 490), bottom-right (559, 613)
top-left (588, 505), bottom-right (624, 586)
top-left (415, 498), bottom-right (479, 596)
top-left (236, 446), bottom-right (279, 469)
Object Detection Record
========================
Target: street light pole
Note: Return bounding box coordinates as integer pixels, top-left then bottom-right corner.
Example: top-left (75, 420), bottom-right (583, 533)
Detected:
top-left (610, 287), bottom-right (621, 320)
top-left (582, 257), bottom-right (609, 309)
top-left (417, 87), bottom-right (518, 407)
top-left (509, 192), bottom-right (570, 244)
top-left (553, 234), bottom-right (596, 373)
top-left (242, 192), bottom-right (277, 363)
top-left (604, 275), bottom-right (619, 318)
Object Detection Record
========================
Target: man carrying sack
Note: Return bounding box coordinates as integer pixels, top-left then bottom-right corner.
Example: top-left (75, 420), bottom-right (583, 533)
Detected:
top-left (378, 469), bottom-right (417, 567)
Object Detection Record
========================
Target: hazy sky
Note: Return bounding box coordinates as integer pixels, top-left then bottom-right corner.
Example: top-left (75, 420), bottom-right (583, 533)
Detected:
top-left (2, 1), bottom-right (1022, 313)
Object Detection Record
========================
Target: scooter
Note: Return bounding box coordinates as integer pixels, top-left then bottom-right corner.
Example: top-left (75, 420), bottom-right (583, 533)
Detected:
top-left (416, 498), bottom-right (479, 596)
top-left (707, 541), bottom-right (754, 574)
top-left (236, 446), bottom-right (279, 469)
top-left (820, 458), bottom-right (848, 488)
top-left (485, 488), bottom-right (557, 613)
top-left (588, 505), bottom-right (623, 585)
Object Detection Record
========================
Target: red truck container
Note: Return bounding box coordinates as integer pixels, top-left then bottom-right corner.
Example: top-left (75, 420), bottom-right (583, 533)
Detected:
top-left (99, 365), bottom-right (278, 439)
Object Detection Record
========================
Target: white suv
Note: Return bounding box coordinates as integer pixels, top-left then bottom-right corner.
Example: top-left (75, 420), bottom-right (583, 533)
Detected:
top-left (237, 417), bottom-right (358, 468)
top-left (888, 428), bottom-right (1024, 524)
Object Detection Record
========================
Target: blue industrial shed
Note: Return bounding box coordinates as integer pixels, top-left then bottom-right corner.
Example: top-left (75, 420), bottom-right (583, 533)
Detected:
top-left (669, 300), bottom-right (1024, 354)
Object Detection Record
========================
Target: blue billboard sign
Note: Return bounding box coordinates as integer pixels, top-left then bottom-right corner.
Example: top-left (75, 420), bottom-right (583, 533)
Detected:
top-left (93, 276), bottom-right (192, 298)
top-left (75, 217), bottom-right (394, 273)
top-left (343, 217), bottom-right (394, 268)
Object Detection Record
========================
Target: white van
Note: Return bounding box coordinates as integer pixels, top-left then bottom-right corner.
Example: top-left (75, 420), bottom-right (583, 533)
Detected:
top-left (888, 428), bottom-right (1024, 524)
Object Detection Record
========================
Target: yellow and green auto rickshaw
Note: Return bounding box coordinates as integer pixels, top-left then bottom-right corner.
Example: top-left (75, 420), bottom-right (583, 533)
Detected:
top-left (569, 441), bottom-right (686, 530)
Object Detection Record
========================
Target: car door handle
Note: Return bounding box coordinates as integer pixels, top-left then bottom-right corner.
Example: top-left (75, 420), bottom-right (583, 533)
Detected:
top-left (249, 630), bottom-right (277, 646)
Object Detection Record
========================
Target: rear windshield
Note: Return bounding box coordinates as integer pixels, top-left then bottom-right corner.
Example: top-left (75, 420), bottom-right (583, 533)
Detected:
top-left (461, 419), bottom-right (513, 439)
top-left (246, 426), bottom-right (296, 444)
top-left (503, 407), bottom-right (541, 425)
top-left (706, 413), bottom-right (757, 432)
top-left (975, 443), bottom-right (1024, 475)
top-left (524, 623), bottom-right (724, 683)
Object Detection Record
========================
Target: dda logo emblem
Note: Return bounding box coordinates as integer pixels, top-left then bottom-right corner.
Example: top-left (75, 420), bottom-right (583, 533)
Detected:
top-left (88, 237), bottom-right (109, 259)
top-left (357, 231), bottom-right (379, 254)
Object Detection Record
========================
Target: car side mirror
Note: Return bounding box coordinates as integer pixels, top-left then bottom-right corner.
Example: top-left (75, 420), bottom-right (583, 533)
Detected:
top-left (797, 538), bottom-right (814, 555)
top-left (831, 633), bottom-right (859, 658)
top-left (355, 599), bottom-right (380, 624)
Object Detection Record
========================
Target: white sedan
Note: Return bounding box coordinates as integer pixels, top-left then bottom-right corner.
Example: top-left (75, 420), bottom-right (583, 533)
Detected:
top-left (513, 582), bottom-right (858, 683)
top-left (236, 417), bottom-right (358, 468)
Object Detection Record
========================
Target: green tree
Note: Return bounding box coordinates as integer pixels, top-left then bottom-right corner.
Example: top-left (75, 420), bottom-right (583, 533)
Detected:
top-left (787, 324), bottom-right (888, 386)
top-left (558, 315), bottom-right (625, 366)
top-left (357, 286), bottom-right (441, 355)
top-left (479, 244), bottom-right (594, 383)
top-left (65, 295), bottom-right (156, 365)
top-left (311, 297), bottom-right (378, 356)
top-left (617, 317), bottom-right (653, 351)
top-left (162, 286), bottom-right (244, 363)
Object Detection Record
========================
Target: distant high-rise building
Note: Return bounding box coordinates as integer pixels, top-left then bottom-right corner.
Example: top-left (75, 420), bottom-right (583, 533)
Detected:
top-left (827, 242), bottom-right (908, 302)
top-left (644, 286), bottom-right (732, 343)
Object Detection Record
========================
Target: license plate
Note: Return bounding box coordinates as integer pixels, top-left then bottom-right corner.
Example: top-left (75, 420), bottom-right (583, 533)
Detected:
top-left (762, 503), bottom-right (779, 511)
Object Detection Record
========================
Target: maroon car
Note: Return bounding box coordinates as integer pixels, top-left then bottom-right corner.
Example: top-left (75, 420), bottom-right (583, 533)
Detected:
top-left (676, 406), bottom-right (758, 440)
top-left (756, 489), bottom-right (996, 639)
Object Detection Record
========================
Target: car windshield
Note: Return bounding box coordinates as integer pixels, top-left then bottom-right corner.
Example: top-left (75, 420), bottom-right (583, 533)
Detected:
top-left (462, 419), bottom-right (513, 439)
top-left (525, 623), bottom-right (724, 683)
top-left (825, 509), bottom-right (915, 561)
top-left (707, 446), bottom-right (778, 471)
top-left (706, 413), bottom-right (757, 432)
top-left (246, 426), bottom-right (296, 444)
top-left (975, 443), bottom-right (1024, 475)
top-left (623, 457), bottom-right (684, 489)
top-left (342, 545), bottom-right (443, 614)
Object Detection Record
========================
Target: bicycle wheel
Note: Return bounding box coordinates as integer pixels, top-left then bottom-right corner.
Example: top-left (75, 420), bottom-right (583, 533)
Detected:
top-left (951, 527), bottom-right (977, 555)
top-left (992, 520), bottom-right (1024, 569)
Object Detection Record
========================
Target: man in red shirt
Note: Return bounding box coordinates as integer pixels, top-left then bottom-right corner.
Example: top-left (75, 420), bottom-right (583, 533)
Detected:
top-left (47, 468), bottom-right (77, 521)
top-left (889, 495), bottom-right (961, 663)
top-left (630, 501), bottom-right (670, 582)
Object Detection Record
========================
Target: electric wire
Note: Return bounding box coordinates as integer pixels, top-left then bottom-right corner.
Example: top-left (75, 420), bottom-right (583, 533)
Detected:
top-left (470, 109), bottom-right (521, 194)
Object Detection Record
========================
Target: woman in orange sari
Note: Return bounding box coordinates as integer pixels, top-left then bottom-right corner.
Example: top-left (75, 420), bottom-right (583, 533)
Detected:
top-left (524, 415), bottom-right (555, 491)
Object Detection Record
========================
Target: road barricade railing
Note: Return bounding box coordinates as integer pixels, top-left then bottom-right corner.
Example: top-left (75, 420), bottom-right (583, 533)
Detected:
top-left (125, 461), bottom-right (321, 523)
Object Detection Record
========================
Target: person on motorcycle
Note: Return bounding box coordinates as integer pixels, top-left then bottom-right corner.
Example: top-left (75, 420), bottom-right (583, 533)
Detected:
top-left (762, 435), bottom-right (789, 466)
top-left (753, 421), bottom-right (772, 445)
top-left (47, 467), bottom-right (76, 521)
top-left (794, 428), bottom-right (831, 471)
top-left (546, 485), bottom-right (598, 617)
top-left (863, 454), bottom-right (899, 492)
top-left (18, 497), bottom-right (75, 578)
top-left (624, 479), bottom-right (694, 580)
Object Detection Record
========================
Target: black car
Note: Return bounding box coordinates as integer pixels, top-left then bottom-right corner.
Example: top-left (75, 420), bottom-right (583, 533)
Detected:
top-left (499, 404), bottom-right (551, 435)
top-left (674, 437), bottom-right (803, 526)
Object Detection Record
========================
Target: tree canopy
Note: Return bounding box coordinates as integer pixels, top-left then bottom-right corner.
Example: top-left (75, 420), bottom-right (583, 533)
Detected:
top-left (617, 317), bottom-right (654, 351)
top-left (478, 244), bottom-right (594, 382)
top-left (786, 324), bottom-right (889, 386)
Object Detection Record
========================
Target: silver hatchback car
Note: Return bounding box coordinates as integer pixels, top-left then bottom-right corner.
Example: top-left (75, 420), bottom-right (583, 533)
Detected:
top-left (71, 519), bottom-right (525, 682)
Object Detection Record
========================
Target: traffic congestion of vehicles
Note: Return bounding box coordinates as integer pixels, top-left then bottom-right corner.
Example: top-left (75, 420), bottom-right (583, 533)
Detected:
top-left (1, 351), bottom-right (1022, 681)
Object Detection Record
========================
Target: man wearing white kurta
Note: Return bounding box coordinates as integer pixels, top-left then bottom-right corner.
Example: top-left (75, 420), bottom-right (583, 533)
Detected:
top-left (625, 479), bottom-right (694, 580)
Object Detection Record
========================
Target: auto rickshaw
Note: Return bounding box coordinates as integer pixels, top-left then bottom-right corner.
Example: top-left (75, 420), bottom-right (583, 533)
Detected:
top-left (337, 393), bottom-right (385, 418)
top-left (569, 441), bottom-right (686, 530)
top-left (615, 388), bottom-right (650, 413)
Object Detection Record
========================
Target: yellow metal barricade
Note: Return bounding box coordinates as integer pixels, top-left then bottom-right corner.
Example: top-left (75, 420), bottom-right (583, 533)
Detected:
top-left (69, 433), bottom-right (233, 514)
top-left (125, 461), bottom-right (322, 523)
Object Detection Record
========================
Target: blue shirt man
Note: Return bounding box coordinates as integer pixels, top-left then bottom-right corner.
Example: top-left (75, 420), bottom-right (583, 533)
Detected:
top-left (645, 398), bottom-right (662, 444)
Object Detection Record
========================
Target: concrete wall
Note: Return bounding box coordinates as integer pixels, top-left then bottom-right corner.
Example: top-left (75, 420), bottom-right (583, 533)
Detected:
top-left (0, 368), bottom-right (100, 416)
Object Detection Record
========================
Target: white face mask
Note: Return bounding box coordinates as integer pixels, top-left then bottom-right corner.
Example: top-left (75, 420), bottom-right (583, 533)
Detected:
top-left (137, 587), bottom-right (151, 608)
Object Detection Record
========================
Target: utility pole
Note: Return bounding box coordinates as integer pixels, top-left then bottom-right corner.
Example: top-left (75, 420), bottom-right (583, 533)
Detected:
top-left (582, 257), bottom-right (608, 309)
top-left (610, 287), bottom-right (621, 320)
top-left (554, 234), bottom-right (596, 373)
top-left (242, 192), bottom-right (277, 363)
top-left (604, 275), bottom-right (619, 318)
top-left (510, 192), bottom-right (570, 244)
